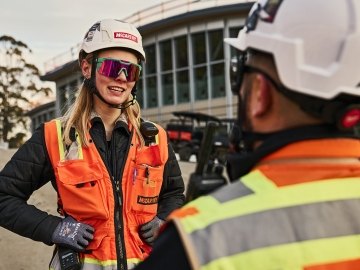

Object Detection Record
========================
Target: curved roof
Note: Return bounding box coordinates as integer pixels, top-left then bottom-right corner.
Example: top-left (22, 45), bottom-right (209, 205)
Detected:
top-left (42, 0), bottom-right (254, 77)
top-left (123, 0), bottom-right (254, 28)
top-left (138, 2), bottom-right (254, 35)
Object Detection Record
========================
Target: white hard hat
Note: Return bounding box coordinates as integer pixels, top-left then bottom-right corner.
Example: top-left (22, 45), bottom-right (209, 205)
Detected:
top-left (79, 19), bottom-right (146, 61)
top-left (225, 0), bottom-right (360, 100)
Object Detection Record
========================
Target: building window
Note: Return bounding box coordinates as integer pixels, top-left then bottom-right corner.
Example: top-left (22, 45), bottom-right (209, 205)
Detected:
top-left (209, 30), bottom-right (224, 61)
top-left (160, 39), bottom-right (174, 106)
top-left (211, 62), bottom-right (225, 98)
top-left (162, 73), bottom-right (174, 105)
top-left (145, 45), bottom-right (156, 74)
top-left (192, 32), bottom-right (206, 65)
top-left (146, 76), bottom-right (158, 108)
top-left (160, 40), bottom-right (172, 71)
top-left (144, 45), bottom-right (158, 108)
top-left (177, 70), bottom-right (190, 103)
top-left (49, 110), bottom-right (55, 120)
top-left (192, 32), bottom-right (208, 101)
top-left (194, 66), bottom-right (208, 100)
top-left (174, 35), bottom-right (189, 105)
top-left (209, 29), bottom-right (225, 98)
top-left (175, 36), bottom-right (188, 68)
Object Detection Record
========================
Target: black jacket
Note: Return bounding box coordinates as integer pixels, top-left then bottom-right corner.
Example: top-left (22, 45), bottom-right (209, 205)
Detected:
top-left (0, 117), bottom-right (185, 246)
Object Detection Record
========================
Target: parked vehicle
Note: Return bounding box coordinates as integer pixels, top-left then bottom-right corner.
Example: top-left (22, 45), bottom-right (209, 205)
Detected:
top-left (185, 119), bottom-right (240, 202)
top-left (211, 118), bottom-right (237, 165)
top-left (166, 111), bottom-right (221, 161)
top-left (166, 111), bottom-right (235, 162)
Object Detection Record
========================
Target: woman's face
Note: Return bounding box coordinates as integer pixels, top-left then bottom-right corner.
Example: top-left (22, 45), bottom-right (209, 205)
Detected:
top-left (94, 49), bottom-right (139, 107)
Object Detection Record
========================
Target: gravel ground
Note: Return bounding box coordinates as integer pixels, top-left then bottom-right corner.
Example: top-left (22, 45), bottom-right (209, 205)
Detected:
top-left (0, 148), bottom-right (195, 270)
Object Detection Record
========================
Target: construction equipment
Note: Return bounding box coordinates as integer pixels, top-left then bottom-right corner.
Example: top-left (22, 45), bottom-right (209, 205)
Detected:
top-left (185, 122), bottom-right (229, 203)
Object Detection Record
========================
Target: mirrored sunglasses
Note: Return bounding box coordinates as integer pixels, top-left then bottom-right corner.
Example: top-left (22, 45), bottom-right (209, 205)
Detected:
top-left (96, 57), bottom-right (142, 82)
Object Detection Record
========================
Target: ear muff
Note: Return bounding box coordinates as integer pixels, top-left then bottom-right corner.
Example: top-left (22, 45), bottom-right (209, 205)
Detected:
top-left (336, 105), bottom-right (360, 131)
top-left (288, 92), bottom-right (360, 133)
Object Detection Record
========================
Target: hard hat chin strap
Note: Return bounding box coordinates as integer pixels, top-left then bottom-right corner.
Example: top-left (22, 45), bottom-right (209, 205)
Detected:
top-left (276, 87), bottom-right (360, 132)
top-left (83, 77), bottom-right (137, 110)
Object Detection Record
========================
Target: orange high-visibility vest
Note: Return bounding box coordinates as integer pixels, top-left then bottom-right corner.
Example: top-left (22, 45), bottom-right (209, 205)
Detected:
top-left (44, 119), bottom-right (168, 269)
top-left (169, 138), bottom-right (360, 270)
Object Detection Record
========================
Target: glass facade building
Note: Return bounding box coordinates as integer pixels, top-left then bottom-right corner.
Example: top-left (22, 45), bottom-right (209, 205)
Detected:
top-left (41, 1), bottom-right (253, 127)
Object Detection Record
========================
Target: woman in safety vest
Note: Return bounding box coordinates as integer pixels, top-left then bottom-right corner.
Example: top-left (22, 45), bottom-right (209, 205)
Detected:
top-left (0, 19), bottom-right (185, 270)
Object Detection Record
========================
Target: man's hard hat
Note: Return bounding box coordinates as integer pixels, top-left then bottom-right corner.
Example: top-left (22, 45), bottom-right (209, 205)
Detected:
top-left (225, 0), bottom-right (360, 100)
top-left (79, 19), bottom-right (146, 61)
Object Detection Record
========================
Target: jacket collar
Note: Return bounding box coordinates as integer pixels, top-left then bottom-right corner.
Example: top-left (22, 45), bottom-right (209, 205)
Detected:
top-left (90, 111), bottom-right (130, 136)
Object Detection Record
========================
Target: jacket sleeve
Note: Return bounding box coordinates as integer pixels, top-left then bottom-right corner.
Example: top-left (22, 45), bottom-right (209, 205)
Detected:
top-left (157, 142), bottom-right (185, 220)
top-left (0, 124), bottom-right (62, 245)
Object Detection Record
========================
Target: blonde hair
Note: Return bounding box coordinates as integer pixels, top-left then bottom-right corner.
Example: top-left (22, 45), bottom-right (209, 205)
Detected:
top-left (62, 58), bottom-right (145, 148)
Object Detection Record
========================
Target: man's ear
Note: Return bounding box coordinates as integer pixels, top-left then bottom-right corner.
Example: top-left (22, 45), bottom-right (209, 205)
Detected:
top-left (81, 59), bottom-right (91, 79)
top-left (250, 74), bottom-right (272, 117)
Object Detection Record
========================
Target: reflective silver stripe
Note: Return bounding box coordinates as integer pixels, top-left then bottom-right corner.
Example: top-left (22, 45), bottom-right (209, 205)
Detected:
top-left (190, 198), bottom-right (360, 266)
top-left (211, 180), bottom-right (253, 203)
top-left (49, 251), bottom-right (118, 270)
top-left (49, 250), bottom-right (141, 270)
top-left (81, 264), bottom-right (116, 270)
top-left (127, 261), bottom-right (139, 269)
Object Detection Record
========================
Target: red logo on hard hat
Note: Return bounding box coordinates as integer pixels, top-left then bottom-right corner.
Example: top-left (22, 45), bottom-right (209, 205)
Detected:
top-left (114, 32), bottom-right (138, 43)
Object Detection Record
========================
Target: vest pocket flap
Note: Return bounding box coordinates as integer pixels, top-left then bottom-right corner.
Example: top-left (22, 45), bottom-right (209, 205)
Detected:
top-left (136, 146), bottom-right (164, 167)
top-left (56, 161), bottom-right (109, 220)
top-left (57, 161), bottom-right (103, 185)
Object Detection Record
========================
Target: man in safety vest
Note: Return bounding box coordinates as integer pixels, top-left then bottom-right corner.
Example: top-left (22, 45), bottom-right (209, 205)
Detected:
top-left (135, 0), bottom-right (360, 269)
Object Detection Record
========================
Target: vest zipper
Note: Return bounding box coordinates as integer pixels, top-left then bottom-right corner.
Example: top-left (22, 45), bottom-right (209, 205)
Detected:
top-left (90, 125), bottom-right (127, 269)
top-left (113, 175), bottom-right (126, 270)
top-left (115, 181), bottom-right (122, 205)
top-left (113, 130), bottom-right (134, 270)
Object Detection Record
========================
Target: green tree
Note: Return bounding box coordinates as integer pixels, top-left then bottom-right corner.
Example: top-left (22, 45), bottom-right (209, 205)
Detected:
top-left (8, 132), bottom-right (27, 148)
top-left (0, 35), bottom-right (52, 144)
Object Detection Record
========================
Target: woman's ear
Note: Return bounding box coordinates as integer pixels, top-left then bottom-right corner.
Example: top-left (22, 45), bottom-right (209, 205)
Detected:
top-left (81, 59), bottom-right (91, 79)
top-left (250, 74), bottom-right (272, 117)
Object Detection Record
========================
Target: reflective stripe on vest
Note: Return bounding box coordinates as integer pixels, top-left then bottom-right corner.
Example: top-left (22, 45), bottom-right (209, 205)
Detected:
top-left (53, 119), bottom-right (84, 160)
top-left (171, 170), bottom-right (360, 270)
top-left (45, 119), bottom-right (168, 270)
top-left (50, 252), bottom-right (141, 270)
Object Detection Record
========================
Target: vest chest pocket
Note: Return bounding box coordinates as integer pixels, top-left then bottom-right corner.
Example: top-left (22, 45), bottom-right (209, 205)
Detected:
top-left (128, 163), bottom-right (163, 214)
top-left (56, 161), bottom-right (109, 220)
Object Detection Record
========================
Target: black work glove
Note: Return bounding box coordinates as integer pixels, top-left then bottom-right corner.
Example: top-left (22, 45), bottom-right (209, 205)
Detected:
top-left (139, 216), bottom-right (165, 246)
top-left (51, 216), bottom-right (95, 252)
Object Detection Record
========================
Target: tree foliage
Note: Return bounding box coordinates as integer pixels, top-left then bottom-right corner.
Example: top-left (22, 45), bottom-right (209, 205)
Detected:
top-left (0, 35), bottom-right (52, 143)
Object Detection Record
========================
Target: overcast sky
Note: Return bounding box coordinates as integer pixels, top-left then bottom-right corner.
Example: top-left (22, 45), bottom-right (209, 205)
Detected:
top-left (1, 0), bottom-right (164, 73)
